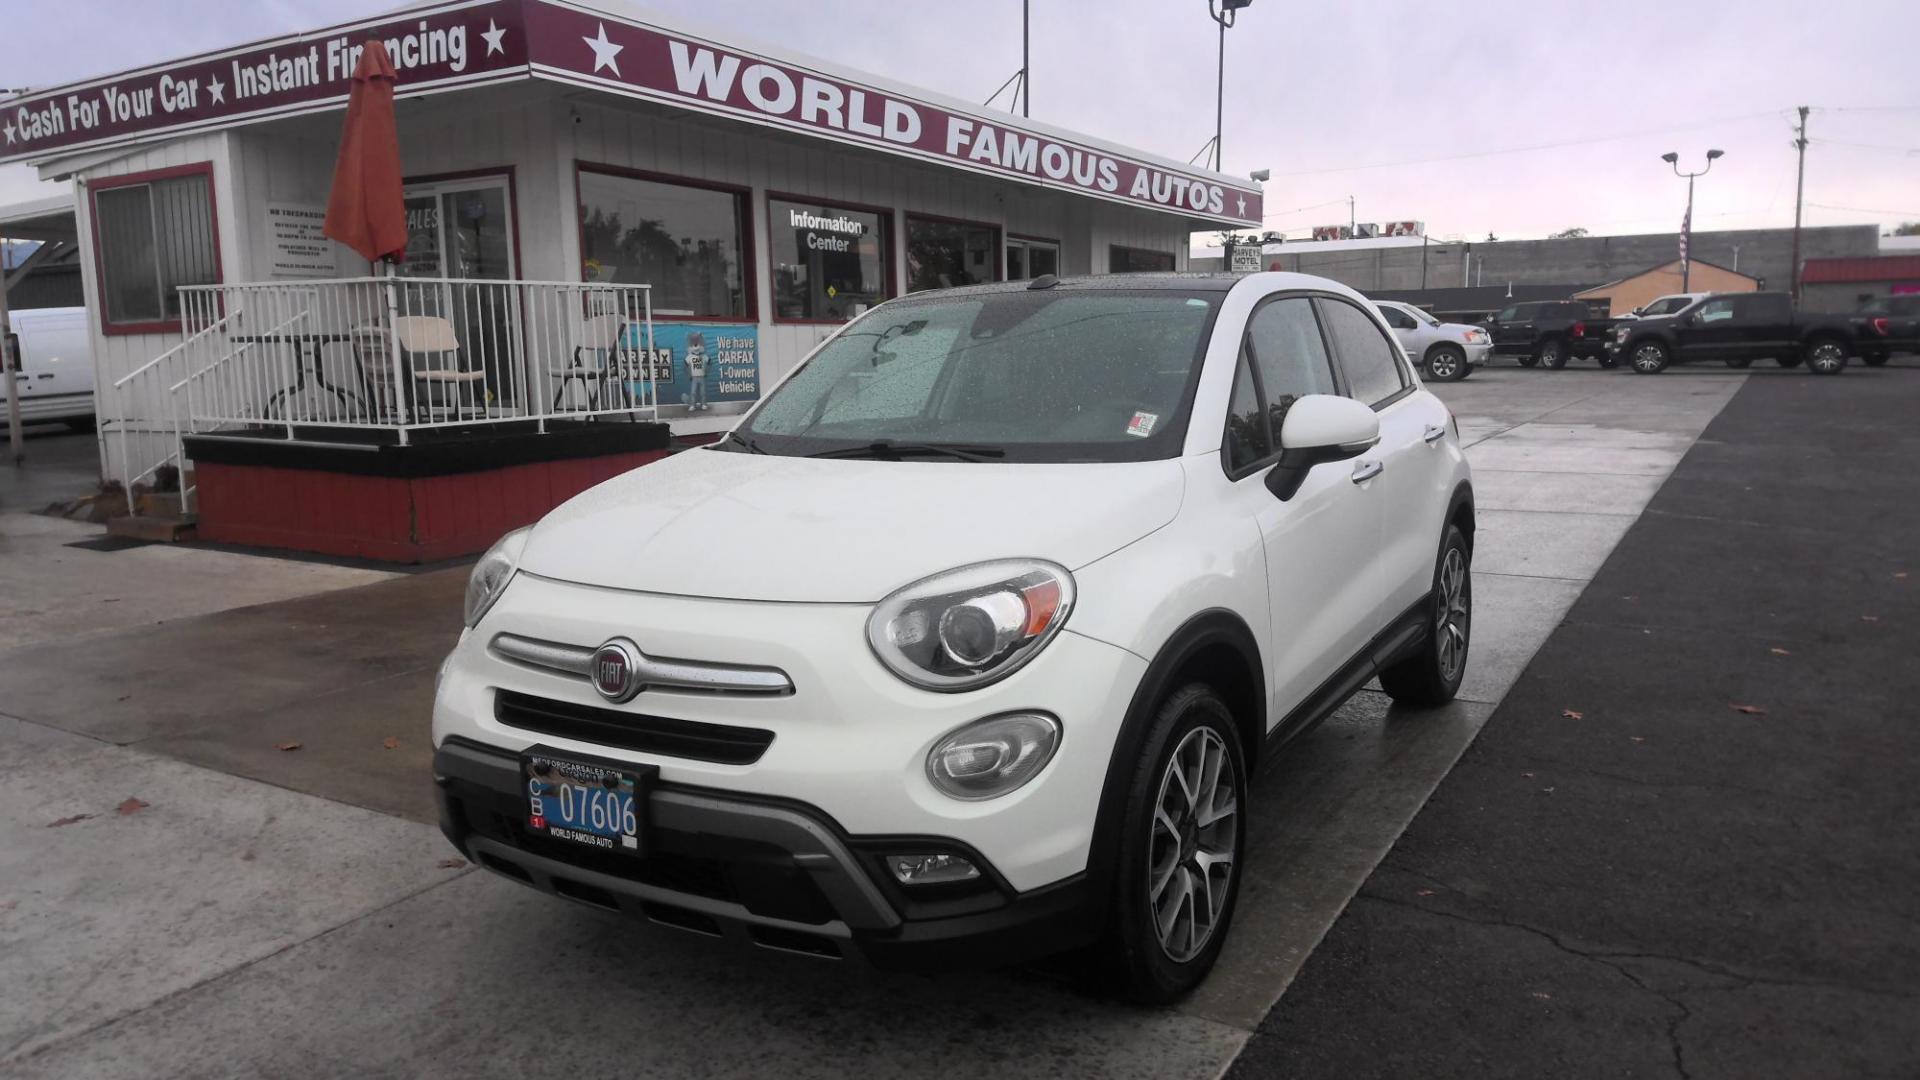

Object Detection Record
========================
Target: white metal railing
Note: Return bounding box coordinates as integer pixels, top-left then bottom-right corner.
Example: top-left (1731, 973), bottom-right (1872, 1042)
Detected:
top-left (173, 276), bottom-right (657, 442)
top-left (103, 312), bottom-right (235, 515)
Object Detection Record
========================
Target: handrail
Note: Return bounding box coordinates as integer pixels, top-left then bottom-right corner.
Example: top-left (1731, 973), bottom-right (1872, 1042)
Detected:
top-left (110, 311), bottom-right (236, 390)
top-left (169, 308), bottom-right (309, 394)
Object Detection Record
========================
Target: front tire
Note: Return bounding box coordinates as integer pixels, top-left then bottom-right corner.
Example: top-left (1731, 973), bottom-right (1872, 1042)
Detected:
top-left (1425, 345), bottom-right (1469, 382)
top-left (1630, 341), bottom-right (1670, 373)
top-left (1806, 339), bottom-right (1848, 375)
top-left (1099, 684), bottom-right (1247, 1004)
top-left (1380, 525), bottom-right (1472, 707)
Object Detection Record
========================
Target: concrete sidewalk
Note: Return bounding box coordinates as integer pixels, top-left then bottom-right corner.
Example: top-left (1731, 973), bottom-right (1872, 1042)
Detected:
top-left (1231, 368), bottom-right (1920, 1076)
top-left (1, 369), bottom-right (1748, 1078)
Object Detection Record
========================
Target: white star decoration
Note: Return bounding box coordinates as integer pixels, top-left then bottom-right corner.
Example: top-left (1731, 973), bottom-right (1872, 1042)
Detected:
top-left (584, 22), bottom-right (623, 77)
top-left (3, 122), bottom-right (15, 146)
top-left (207, 75), bottom-right (226, 104)
top-left (481, 19), bottom-right (507, 56)
top-left (1236, 194), bottom-right (1247, 217)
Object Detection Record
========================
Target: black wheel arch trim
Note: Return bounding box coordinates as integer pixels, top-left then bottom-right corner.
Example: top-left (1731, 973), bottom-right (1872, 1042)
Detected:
top-left (1084, 608), bottom-right (1263, 928)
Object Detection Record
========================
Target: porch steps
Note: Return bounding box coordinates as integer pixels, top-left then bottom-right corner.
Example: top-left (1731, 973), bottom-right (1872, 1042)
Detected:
top-left (107, 514), bottom-right (198, 543)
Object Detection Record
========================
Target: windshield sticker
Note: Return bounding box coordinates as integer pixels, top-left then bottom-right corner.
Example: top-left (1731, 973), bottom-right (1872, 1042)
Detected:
top-left (1126, 411), bottom-right (1159, 438)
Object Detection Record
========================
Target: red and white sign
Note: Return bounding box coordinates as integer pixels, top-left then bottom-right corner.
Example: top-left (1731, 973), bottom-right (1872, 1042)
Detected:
top-left (1, 0), bottom-right (1262, 228)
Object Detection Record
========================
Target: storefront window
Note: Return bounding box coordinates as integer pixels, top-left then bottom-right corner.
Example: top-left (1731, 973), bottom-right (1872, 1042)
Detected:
top-left (91, 166), bottom-right (218, 329)
top-left (1110, 245), bottom-right (1176, 273)
top-left (1007, 237), bottom-right (1060, 281)
top-left (577, 167), bottom-right (749, 318)
top-left (906, 215), bottom-right (1000, 293)
top-left (768, 197), bottom-right (890, 322)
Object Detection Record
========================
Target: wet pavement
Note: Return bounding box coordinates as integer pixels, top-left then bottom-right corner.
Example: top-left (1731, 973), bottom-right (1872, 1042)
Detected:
top-left (1, 368), bottom-right (1753, 1077)
top-left (1231, 363), bottom-right (1920, 1078)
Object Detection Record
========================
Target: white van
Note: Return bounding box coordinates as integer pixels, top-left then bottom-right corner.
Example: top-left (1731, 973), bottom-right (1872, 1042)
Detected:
top-left (2, 307), bottom-right (95, 428)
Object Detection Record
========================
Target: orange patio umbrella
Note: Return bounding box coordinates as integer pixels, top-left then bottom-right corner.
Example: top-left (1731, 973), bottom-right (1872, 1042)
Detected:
top-left (323, 40), bottom-right (406, 264)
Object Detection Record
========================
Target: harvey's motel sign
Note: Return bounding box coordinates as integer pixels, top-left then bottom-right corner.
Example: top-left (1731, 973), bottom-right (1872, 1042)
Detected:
top-left (1, 0), bottom-right (1263, 229)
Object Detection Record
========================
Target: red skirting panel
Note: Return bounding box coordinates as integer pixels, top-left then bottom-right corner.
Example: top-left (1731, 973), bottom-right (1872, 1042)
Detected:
top-left (194, 450), bottom-right (666, 562)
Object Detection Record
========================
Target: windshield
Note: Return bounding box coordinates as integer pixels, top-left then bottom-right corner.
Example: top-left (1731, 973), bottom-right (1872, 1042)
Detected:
top-left (736, 288), bottom-right (1220, 462)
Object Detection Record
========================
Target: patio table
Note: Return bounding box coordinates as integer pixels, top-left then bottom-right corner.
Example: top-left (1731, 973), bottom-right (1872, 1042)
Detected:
top-left (237, 332), bottom-right (360, 419)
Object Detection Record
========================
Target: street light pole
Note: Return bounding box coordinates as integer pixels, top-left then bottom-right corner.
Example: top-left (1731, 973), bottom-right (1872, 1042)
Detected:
top-left (1207, 0), bottom-right (1252, 171)
top-left (1662, 149), bottom-right (1723, 292)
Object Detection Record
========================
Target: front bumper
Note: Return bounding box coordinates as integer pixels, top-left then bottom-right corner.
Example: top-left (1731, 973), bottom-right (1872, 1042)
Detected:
top-left (434, 736), bottom-right (1096, 968)
top-left (1464, 341), bottom-right (1493, 366)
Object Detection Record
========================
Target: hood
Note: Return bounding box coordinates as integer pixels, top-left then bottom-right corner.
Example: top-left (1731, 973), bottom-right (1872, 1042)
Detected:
top-left (518, 448), bottom-right (1187, 602)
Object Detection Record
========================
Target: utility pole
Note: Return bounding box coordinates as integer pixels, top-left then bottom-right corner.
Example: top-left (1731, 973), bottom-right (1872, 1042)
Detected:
top-left (1021, 0), bottom-right (1029, 116)
top-left (1789, 106), bottom-right (1810, 302)
top-left (1421, 233), bottom-right (1429, 289)
top-left (1348, 195), bottom-right (1355, 239)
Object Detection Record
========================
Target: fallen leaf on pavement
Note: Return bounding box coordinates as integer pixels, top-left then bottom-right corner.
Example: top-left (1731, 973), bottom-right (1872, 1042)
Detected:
top-left (1769, 647), bottom-right (1791, 656)
top-left (1861, 615), bottom-right (1879, 623)
top-left (1895, 572), bottom-right (1908, 581)
top-left (1541, 786), bottom-right (1556, 794)
top-left (1730, 703), bottom-right (1767, 716)
top-left (1532, 991), bottom-right (1553, 1000)
top-left (1521, 772), bottom-right (1534, 779)
top-left (1561, 709), bottom-right (1584, 720)
top-left (274, 741), bottom-right (303, 752)
top-left (1416, 888), bottom-right (1436, 897)
top-left (115, 798), bottom-right (149, 816)
top-left (1630, 736), bottom-right (1646, 744)
top-left (437, 858), bottom-right (467, 870)
top-left (382, 736), bottom-right (400, 750)
top-left (46, 814), bottom-right (95, 828)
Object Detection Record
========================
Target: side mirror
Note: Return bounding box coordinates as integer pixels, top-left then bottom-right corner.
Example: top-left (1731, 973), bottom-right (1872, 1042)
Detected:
top-left (1265, 395), bottom-right (1380, 501)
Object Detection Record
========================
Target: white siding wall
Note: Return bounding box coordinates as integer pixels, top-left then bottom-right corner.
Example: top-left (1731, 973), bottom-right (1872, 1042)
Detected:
top-left (66, 84), bottom-right (1196, 479)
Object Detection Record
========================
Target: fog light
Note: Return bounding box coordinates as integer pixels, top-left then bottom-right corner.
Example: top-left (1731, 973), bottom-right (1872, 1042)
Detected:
top-left (887, 853), bottom-right (980, 885)
top-left (926, 712), bottom-right (1060, 800)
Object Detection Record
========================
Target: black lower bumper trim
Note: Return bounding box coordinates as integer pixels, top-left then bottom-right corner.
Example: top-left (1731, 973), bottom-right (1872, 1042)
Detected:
top-left (433, 736), bottom-right (1100, 970)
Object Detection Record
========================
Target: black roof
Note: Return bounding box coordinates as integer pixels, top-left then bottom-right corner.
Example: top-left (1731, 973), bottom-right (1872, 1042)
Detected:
top-left (1367, 284), bottom-right (1601, 311)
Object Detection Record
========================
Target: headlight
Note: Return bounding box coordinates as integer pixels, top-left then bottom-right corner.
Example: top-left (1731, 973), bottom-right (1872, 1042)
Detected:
top-left (926, 712), bottom-right (1061, 800)
top-left (867, 559), bottom-right (1075, 691)
top-left (464, 527), bottom-right (530, 628)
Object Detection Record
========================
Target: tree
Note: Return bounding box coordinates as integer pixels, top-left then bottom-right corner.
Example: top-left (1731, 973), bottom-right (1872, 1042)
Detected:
top-left (1486, 232), bottom-right (1499, 242)
top-left (1549, 227), bottom-right (1590, 239)
top-left (1894, 222), bottom-right (1920, 237)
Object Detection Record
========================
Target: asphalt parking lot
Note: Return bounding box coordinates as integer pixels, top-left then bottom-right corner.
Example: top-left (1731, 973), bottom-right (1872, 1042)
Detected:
top-left (1, 362), bottom-right (1909, 1078)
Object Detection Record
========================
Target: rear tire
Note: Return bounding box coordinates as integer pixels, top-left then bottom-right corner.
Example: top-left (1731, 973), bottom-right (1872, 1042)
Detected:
top-left (1806, 339), bottom-right (1848, 375)
top-left (1425, 345), bottom-right (1469, 382)
top-left (1630, 341), bottom-right (1670, 374)
top-left (1380, 525), bottom-right (1472, 708)
top-left (1096, 684), bottom-right (1248, 1004)
top-left (1538, 339), bottom-right (1567, 369)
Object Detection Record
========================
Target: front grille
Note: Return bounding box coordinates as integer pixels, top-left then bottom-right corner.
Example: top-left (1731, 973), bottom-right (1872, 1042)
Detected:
top-left (494, 690), bottom-right (775, 765)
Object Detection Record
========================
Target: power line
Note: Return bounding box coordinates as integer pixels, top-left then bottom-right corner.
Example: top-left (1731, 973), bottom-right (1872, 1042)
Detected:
top-left (1264, 109), bottom-right (1787, 178)
top-left (1807, 201), bottom-right (1920, 217)
top-left (1810, 137), bottom-right (1920, 154)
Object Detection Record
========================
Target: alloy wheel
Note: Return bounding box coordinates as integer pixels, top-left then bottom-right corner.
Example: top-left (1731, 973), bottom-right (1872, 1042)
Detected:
top-left (1429, 350), bottom-right (1460, 379)
top-left (1810, 343), bottom-right (1845, 373)
top-left (1633, 345), bottom-right (1665, 373)
top-left (1435, 546), bottom-right (1470, 683)
top-left (1149, 727), bottom-right (1238, 963)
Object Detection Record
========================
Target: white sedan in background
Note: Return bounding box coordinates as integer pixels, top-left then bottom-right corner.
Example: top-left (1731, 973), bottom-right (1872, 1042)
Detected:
top-left (1372, 300), bottom-right (1491, 382)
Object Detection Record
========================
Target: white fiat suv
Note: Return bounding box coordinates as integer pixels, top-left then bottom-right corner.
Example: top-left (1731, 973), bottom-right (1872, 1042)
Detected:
top-left (432, 272), bottom-right (1474, 1002)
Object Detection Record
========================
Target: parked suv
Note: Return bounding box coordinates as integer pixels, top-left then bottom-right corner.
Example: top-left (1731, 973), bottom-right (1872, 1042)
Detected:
top-left (1610, 291), bottom-right (1858, 374)
top-left (431, 273), bottom-right (1474, 1002)
top-left (1484, 299), bottom-right (1616, 368)
top-left (1374, 299), bottom-right (1491, 381)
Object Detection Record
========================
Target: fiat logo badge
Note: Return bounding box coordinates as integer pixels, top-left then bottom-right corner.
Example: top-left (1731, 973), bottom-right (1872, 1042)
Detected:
top-left (590, 640), bottom-right (642, 703)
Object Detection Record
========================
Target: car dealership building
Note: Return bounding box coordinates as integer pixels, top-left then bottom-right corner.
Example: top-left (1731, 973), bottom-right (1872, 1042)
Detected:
top-left (0, 0), bottom-right (1262, 557)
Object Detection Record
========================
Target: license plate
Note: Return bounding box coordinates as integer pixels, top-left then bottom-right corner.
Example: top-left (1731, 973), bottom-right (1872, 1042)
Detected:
top-left (522, 749), bottom-right (650, 855)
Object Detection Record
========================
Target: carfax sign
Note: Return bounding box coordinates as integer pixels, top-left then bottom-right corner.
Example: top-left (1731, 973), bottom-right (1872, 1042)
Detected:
top-left (620, 323), bottom-right (760, 413)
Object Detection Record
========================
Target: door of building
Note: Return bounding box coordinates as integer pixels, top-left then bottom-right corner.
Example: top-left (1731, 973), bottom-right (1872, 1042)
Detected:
top-left (399, 175), bottom-right (520, 407)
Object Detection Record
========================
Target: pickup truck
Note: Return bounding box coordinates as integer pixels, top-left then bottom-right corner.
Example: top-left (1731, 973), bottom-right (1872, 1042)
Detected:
top-left (1483, 300), bottom-right (1617, 369)
top-left (1609, 291), bottom-right (1859, 374)
top-left (1849, 295), bottom-right (1920, 366)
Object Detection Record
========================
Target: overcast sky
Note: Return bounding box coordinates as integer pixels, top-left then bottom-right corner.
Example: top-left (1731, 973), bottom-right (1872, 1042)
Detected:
top-left (4, 0), bottom-right (1918, 244)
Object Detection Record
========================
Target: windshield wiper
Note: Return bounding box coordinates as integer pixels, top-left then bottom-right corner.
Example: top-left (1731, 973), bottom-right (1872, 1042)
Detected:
top-left (720, 430), bottom-right (767, 454)
top-left (806, 440), bottom-right (1005, 462)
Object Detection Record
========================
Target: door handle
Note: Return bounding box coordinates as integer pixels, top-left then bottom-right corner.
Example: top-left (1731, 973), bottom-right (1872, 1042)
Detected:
top-left (1423, 423), bottom-right (1446, 444)
top-left (36, 373), bottom-right (54, 379)
top-left (1351, 459), bottom-right (1383, 484)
